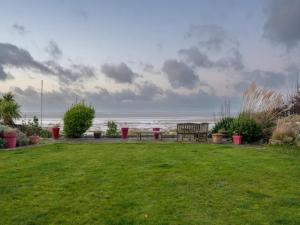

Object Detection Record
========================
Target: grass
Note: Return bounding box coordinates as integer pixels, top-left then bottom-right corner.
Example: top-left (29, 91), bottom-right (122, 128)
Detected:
top-left (0, 143), bottom-right (299, 225)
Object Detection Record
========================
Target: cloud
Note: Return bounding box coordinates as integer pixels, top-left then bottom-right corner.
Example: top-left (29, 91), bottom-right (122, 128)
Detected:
top-left (45, 40), bottom-right (63, 59)
top-left (12, 82), bottom-right (163, 111)
top-left (264, 0), bottom-right (300, 49)
top-left (178, 47), bottom-right (214, 68)
top-left (0, 42), bottom-right (95, 84)
top-left (13, 86), bottom-right (77, 112)
top-left (215, 48), bottom-right (244, 70)
top-left (0, 65), bottom-right (8, 80)
top-left (101, 62), bottom-right (139, 83)
top-left (11, 82), bottom-right (237, 112)
top-left (179, 46), bottom-right (244, 70)
top-left (12, 23), bottom-right (27, 35)
top-left (139, 62), bottom-right (160, 74)
top-left (236, 69), bottom-right (289, 92)
top-left (45, 61), bottom-right (96, 84)
top-left (185, 25), bottom-right (238, 51)
top-left (162, 59), bottom-right (199, 88)
top-left (0, 43), bottom-right (53, 78)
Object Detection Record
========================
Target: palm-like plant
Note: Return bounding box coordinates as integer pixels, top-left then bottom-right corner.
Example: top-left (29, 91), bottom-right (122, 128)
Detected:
top-left (0, 92), bottom-right (21, 126)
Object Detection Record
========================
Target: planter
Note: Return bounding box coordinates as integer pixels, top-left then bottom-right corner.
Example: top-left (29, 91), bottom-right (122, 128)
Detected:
top-left (94, 131), bottom-right (102, 139)
top-left (232, 135), bottom-right (242, 145)
top-left (212, 133), bottom-right (223, 144)
top-left (153, 128), bottom-right (160, 140)
top-left (29, 135), bottom-right (40, 145)
top-left (51, 127), bottom-right (60, 140)
top-left (121, 127), bottom-right (129, 139)
top-left (4, 131), bottom-right (17, 149)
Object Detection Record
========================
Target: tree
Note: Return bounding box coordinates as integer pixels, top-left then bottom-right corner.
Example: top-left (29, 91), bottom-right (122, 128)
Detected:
top-left (0, 92), bottom-right (21, 126)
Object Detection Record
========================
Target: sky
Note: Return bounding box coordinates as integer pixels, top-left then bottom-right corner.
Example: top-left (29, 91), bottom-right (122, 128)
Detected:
top-left (0, 0), bottom-right (299, 113)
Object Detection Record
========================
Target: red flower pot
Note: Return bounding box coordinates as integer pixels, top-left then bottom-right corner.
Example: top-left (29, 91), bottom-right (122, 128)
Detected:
top-left (4, 131), bottom-right (17, 149)
top-left (121, 127), bottom-right (129, 139)
top-left (232, 135), bottom-right (242, 145)
top-left (153, 128), bottom-right (160, 140)
top-left (29, 135), bottom-right (40, 145)
top-left (52, 127), bottom-right (60, 139)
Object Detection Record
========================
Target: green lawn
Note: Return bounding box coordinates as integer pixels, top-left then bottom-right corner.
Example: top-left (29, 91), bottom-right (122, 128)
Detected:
top-left (0, 143), bottom-right (299, 225)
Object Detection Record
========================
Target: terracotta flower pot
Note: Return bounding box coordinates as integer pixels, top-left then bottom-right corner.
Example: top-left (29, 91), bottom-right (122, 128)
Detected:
top-left (121, 127), bottom-right (129, 139)
top-left (4, 131), bottom-right (17, 149)
top-left (52, 127), bottom-right (60, 139)
top-left (153, 128), bottom-right (160, 140)
top-left (212, 133), bottom-right (223, 144)
top-left (29, 135), bottom-right (40, 145)
top-left (232, 135), bottom-right (242, 145)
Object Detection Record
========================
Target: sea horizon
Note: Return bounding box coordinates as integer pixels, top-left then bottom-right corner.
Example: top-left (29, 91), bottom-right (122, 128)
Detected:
top-left (18, 111), bottom-right (226, 131)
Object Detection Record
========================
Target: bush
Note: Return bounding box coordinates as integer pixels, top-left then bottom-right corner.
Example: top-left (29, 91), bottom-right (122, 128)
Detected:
top-left (63, 102), bottom-right (95, 138)
top-left (0, 138), bottom-right (4, 149)
top-left (229, 114), bottom-right (262, 143)
top-left (40, 128), bottom-right (52, 138)
top-left (271, 116), bottom-right (300, 144)
top-left (106, 121), bottom-right (119, 137)
top-left (16, 130), bottom-right (29, 147)
top-left (211, 117), bottom-right (234, 134)
top-left (20, 116), bottom-right (42, 136)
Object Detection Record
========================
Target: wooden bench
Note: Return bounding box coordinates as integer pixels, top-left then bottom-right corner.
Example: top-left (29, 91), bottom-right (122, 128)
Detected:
top-left (177, 123), bottom-right (208, 142)
top-left (135, 131), bottom-right (163, 140)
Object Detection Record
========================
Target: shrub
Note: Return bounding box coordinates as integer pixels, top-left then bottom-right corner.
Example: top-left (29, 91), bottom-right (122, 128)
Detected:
top-left (241, 82), bottom-right (285, 141)
top-left (0, 138), bottom-right (4, 149)
top-left (63, 102), bottom-right (95, 138)
top-left (20, 116), bottom-right (42, 136)
top-left (229, 114), bottom-right (262, 143)
top-left (16, 130), bottom-right (29, 147)
top-left (106, 121), bottom-right (119, 137)
top-left (211, 117), bottom-right (234, 134)
top-left (40, 128), bottom-right (52, 138)
top-left (271, 116), bottom-right (300, 144)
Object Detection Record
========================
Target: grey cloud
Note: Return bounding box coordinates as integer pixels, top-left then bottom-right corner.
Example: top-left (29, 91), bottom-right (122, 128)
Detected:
top-left (0, 42), bottom-right (95, 84)
top-left (46, 40), bottom-right (63, 59)
top-left (0, 43), bottom-right (53, 78)
top-left (246, 70), bottom-right (286, 88)
top-left (11, 83), bottom-right (239, 112)
top-left (162, 59), bottom-right (199, 88)
top-left (140, 62), bottom-right (161, 74)
top-left (13, 86), bottom-right (77, 112)
top-left (185, 25), bottom-right (238, 51)
top-left (45, 61), bottom-right (96, 84)
top-left (179, 46), bottom-right (244, 70)
top-left (215, 48), bottom-right (244, 70)
top-left (264, 0), bottom-right (300, 49)
top-left (0, 65), bottom-right (8, 80)
top-left (12, 82), bottom-right (163, 111)
top-left (101, 62), bottom-right (139, 83)
top-left (236, 69), bottom-right (288, 92)
top-left (178, 47), bottom-right (214, 68)
top-left (143, 63), bottom-right (155, 72)
top-left (12, 23), bottom-right (27, 35)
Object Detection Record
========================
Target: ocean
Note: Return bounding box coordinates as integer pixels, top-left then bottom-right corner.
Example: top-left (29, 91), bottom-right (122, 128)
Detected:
top-left (19, 112), bottom-right (216, 131)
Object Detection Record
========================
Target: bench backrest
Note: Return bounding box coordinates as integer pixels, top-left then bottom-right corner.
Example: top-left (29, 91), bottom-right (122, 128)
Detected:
top-left (177, 123), bottom-right (208, 133)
